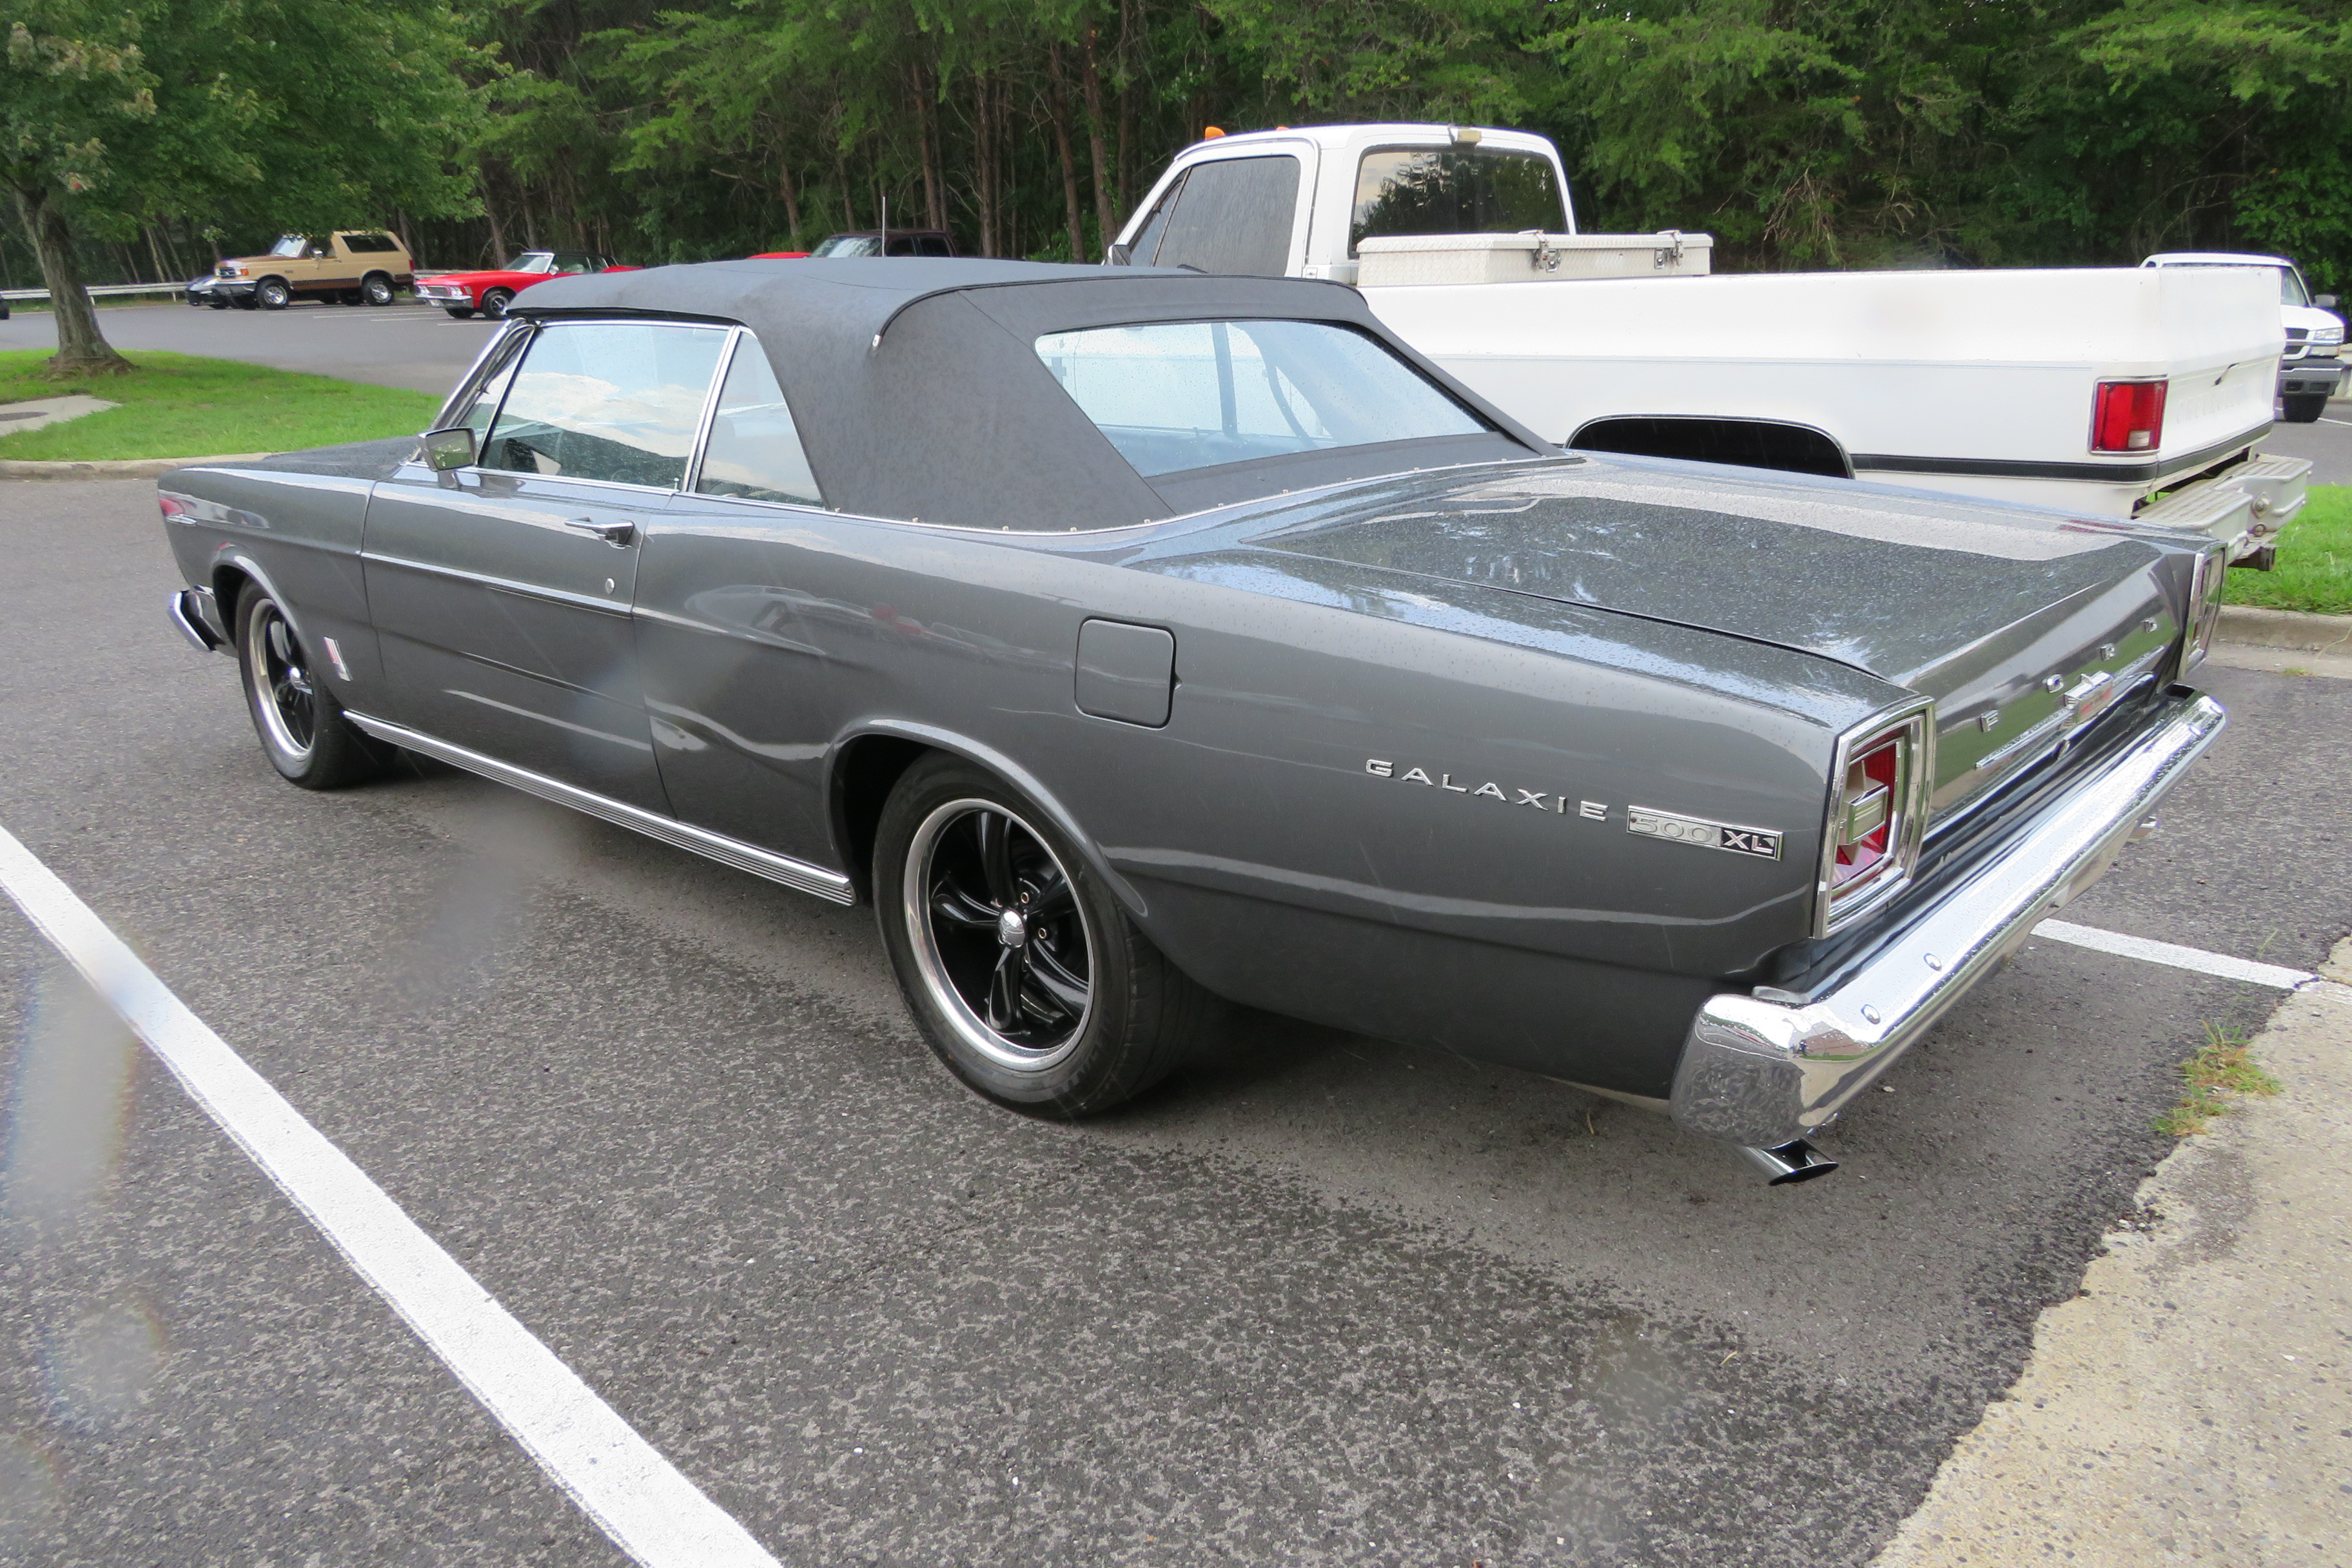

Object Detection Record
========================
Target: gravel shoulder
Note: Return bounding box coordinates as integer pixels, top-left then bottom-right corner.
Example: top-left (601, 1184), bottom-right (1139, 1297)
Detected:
top-left (1874, 948), bottom-right (2352, 1567)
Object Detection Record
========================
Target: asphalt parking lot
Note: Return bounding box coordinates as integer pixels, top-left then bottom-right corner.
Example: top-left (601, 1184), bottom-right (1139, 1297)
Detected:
top-left (2, 475), bottom-right (2345, 1566)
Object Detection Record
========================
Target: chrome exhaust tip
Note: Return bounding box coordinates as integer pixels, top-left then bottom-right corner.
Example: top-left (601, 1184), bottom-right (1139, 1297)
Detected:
top-left (1739, 1139), bottom-right (1839, 1185)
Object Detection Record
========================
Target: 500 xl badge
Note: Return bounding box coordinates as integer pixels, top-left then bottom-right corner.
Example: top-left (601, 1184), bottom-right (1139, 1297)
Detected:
top-left (1366, 760), bottom-right (1783, 861)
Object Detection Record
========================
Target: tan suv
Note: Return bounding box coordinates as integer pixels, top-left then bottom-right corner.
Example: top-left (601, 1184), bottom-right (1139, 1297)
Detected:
top-left (199, 231), bottom-right (416, 310)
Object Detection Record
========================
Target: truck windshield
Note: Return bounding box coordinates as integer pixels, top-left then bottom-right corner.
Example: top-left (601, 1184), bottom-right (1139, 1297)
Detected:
top-left (1351, 148), bottom-right (1567, 257)
top-left (268, 236), bottom-right (309, 258)
top-left (1037, 318), bottom-right (1485, 477)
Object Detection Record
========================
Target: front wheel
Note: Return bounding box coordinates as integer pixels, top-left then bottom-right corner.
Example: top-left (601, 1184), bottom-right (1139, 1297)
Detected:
top-left (255, 278), bottom-right (291, 310)
top-left (481, 288), bottom-right (514, 320)
top-left (442, 306), bottom-right (476, 320)
top-left (362, 273), bottom-right (395, 306)
top-left (2282, 391), bottom-right (2329, 424)
top-left (234, 587), bottom-right (391, 790)
top-left (874, 756), bottom-right (1215, 1116)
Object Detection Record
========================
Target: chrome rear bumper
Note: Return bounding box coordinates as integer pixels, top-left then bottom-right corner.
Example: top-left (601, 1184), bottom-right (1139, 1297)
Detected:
top-left (1671, 689), bottom-right (2227, 1150)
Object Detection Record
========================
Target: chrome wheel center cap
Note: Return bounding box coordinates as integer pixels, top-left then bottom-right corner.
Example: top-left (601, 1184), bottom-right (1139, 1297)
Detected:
top-left (995, 908), bottom-right (1028, 948)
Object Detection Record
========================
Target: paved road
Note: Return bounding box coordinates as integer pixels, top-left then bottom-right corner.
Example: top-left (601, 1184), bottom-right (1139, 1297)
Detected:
top-left (0, 299), bottom-right (496, 397)
top-left (2264, 398), bottom-right (2352, 484)
top-left (1, 480), bottom-right (2346, 1567)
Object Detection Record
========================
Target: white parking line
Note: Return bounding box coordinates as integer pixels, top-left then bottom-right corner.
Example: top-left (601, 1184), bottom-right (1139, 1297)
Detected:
top-left (2317, 416), bottom-right (2352, 427)
top-left (2035, 917), bottom-right (2342, 997)
top-left (0, 825), bottom-right (781, 1568)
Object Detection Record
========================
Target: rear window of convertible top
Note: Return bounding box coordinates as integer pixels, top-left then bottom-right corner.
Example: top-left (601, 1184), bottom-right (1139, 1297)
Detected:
top-left (1034, 318), bottom-right (1486, 478)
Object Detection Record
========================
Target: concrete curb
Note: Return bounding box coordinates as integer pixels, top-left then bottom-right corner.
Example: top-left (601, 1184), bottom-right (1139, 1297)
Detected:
top-left (0, 453), bottom-right (275, 480)
top-left (2217, 605), bottom-right (2352, 654)
top-left (1872, 940), bottom-right (2352, 1567)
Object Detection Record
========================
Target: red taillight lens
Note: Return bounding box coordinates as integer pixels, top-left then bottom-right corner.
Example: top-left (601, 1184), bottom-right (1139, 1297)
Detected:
top-left (2091, 379), bottom-right (2167, 453)
top-left (157, 495), bottom-right (185, 519)
top-left (1830, 736), bottom-right (1901, 888)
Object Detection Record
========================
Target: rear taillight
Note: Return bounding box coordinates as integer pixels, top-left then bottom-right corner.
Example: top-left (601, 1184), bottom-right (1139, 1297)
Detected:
top-left (2091, 379), bottom-right (2168, 453)
top-left (1818, 700), bottom-right (1934, 937)
top-left (157, 495), bottom-right (185, 520)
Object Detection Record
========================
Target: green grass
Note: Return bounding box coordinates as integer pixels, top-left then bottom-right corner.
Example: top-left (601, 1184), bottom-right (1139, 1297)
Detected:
top-left (2154, 1023), bottom-right (2282, 1137)
top-left (0, 349), bottom-right (437, 461)
top-left (2225, 482), bottom-right (2352, 617)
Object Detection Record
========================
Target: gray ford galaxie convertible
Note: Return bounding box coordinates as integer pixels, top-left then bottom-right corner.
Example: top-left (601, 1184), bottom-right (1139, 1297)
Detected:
top-left (159, 259), bottom-right (2228, 1182)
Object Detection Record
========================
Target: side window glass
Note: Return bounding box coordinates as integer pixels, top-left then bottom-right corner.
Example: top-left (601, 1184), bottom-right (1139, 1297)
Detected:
top-left (1149, 156), bottom-right (1299, 275)
top-left (694, 335), bottom-right (822, 507)
top-left (482, 321), bottom-right (729, 488)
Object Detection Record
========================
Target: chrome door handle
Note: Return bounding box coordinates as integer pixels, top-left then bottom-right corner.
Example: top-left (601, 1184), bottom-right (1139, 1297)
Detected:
top-left (564, 517), bottom-right (636, 546)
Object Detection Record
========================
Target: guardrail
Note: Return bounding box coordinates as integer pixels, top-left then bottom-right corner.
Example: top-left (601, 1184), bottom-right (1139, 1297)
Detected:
top-left (1, 281), bottom-right (189, 302)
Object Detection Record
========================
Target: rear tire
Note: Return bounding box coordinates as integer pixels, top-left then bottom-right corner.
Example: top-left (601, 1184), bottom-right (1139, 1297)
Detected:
top-left (2282, 391), bottom-right (2328, 424)
top-left (874, 754), bottom-right (1215, 1117)
top-left (233, 585), bottom-right (391, 790)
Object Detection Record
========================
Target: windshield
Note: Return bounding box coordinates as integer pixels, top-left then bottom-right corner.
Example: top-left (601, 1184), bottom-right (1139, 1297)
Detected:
top-left (505, 252), bottom-right (558, 274)
top-left (268, 235), bottom-right (309, 259)
top-left (2153, 260), bottom-right (2312, 306)
top-left (1037, 318), bottom-right (1486, 477)
top-left (810, 235), bottom-right (883, 259)
top-left (1351, 148), bottom-right (1568, 257)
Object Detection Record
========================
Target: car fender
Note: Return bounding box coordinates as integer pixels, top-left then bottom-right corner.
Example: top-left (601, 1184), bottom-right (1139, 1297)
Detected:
top-left (825, 717), bottom-right (1151, 920)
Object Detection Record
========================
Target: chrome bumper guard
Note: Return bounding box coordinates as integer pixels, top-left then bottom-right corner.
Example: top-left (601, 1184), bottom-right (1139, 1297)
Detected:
top-left (1671, 689), bottom-right (2228, 1150)
top-left (168, 587), bottom-right (228, 653)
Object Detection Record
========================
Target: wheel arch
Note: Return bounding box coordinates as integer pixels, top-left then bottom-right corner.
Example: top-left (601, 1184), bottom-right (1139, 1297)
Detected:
top-left (825, 722), bottom-right (1148, 920)
top-left (206, 551), bottom-right (311, 652)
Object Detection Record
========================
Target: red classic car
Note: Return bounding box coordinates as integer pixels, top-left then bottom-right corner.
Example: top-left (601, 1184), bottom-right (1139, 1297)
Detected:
top-left (411, 251), bottom-right (632, 320)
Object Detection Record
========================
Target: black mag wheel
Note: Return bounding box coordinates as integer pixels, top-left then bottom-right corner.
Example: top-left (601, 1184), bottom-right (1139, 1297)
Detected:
top-left (232, 585), bottom-right (391, 790)
top-left (912, 798), bottom-right (1095, 1068)
top-left (875, 756), bottom-right (1216, 1115)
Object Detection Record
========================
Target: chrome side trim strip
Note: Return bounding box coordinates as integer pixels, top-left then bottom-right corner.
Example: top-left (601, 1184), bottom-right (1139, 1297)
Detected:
top-left (1673, 689), bottom-right (2226, 1148)
top-left (360, 552), bottom-right (631, 617)
top-left (344, 712), bottom-right (856, 905)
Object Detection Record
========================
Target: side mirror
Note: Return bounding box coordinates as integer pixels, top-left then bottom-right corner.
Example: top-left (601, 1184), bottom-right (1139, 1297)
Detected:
top-left (422, 426), bottom-right (476, 472)
top-left (1104, 241), bottom-right (1133, 268)
top-left (2315, 294), bottom-right (2337, 309)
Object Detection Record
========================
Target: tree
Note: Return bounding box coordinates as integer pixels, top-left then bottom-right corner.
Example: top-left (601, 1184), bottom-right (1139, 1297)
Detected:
top-left (2, 0), bottom-right (483, 377)
top-left (3, 6), bottom-right (155, 373)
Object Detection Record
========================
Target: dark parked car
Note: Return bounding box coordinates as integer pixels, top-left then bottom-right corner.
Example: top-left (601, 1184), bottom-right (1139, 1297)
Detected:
top-left (157, 259), bottom-right (2228, 1183)
top-left (806, 229), bottom-right (957, 258)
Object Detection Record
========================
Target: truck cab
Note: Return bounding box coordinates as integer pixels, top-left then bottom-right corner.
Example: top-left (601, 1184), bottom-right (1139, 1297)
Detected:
top-left (1115, 124), bottom-right (1571, 286)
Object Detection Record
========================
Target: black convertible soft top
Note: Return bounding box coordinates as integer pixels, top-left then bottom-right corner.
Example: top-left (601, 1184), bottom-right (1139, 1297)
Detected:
top-left (516, 258), bottom-right (1547, 531)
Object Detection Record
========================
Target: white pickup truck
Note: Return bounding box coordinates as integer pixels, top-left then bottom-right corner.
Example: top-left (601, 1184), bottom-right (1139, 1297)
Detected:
top-left (1108, 122), bottom-right (2308, 566)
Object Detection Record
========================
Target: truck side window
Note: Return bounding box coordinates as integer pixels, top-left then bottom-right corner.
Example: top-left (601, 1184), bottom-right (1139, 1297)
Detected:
top-left (1148, 156), bottom-right (1299, 276)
